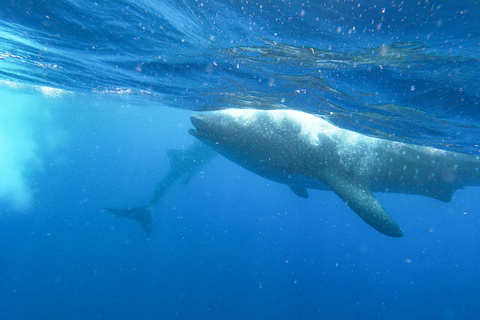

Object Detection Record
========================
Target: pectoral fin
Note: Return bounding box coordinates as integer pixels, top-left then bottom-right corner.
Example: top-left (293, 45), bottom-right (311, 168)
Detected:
top-left (323, 173), bottom-right (403, 238)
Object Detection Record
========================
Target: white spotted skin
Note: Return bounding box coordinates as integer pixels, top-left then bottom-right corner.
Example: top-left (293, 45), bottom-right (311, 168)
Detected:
top-left (191, 109), bottom-right (480, 199)
top-left (190, 109), bottom-right (480, 237)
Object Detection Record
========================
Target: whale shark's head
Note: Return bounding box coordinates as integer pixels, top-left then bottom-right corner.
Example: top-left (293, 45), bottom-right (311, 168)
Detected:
top-left (189, 109), bottom-right (328, 174)
top-left (189, 113), bottom-right (227, 144)
top-left (189, 108), bottom-right (335, 149)
top-left (189, 109), bottom-right (269, 156)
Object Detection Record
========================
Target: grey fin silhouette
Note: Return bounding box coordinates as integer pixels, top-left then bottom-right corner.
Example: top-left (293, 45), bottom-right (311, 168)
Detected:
top-left (104, 206), bottom-right (153, 236)
top-left (105, 141), bottom-right (216, 235)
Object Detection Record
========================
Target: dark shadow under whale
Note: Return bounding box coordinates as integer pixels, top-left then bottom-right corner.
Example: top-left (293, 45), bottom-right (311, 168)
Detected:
top-left (105, 140), bottom-right (216, 236)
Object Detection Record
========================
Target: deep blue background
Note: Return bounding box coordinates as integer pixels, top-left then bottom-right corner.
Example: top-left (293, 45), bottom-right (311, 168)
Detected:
top-left (0, 90), bottom-right (478, 319)
top-left (0, 0), bottom-right (479, 319)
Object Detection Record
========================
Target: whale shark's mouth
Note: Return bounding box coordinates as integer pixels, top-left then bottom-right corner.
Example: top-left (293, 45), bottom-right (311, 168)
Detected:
top-left (189, 114), bottom-right (212, 140)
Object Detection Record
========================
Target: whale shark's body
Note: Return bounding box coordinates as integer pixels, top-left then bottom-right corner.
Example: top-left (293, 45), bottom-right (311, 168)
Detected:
top-left (190, 109), bottom-right (480, 237)
top-left (105, 141), bottom-right (216, 235)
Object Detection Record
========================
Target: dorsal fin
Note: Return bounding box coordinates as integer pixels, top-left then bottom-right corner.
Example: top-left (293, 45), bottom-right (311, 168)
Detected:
top-left (166, 148), bottom-right (204, 184)
top-left (167, 149), bottom-right (188, 166)
top-left (288, 185), bottom-right (309, 198)
top-left (422, 184), bottom-right (460, 202)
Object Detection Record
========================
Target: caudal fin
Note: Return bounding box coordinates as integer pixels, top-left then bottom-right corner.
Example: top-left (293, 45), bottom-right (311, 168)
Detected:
top-left (104, 206), bottom-right (154, 236)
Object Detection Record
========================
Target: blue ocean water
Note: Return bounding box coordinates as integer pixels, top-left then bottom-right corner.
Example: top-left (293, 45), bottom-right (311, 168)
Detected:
top-left (0, 1), bottom-right (479, 319)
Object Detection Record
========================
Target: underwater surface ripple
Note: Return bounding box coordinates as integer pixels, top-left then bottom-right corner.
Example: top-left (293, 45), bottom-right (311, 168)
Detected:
top-left (0, 0), bottom-right (479, 152)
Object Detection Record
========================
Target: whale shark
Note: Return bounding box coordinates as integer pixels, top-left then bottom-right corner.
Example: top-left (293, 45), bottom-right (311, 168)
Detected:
top-left (105, 140), bottom-right (216, 235)
top-left (189, 108), bottom-right (480, 237)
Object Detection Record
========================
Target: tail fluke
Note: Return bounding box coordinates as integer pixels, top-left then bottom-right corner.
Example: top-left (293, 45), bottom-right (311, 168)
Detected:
top-left (104, 206), bottom-right (154, 236)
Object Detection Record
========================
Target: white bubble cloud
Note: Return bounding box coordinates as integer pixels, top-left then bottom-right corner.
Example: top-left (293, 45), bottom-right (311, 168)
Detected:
top-left (0, 88), bottom-right (64, 212)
